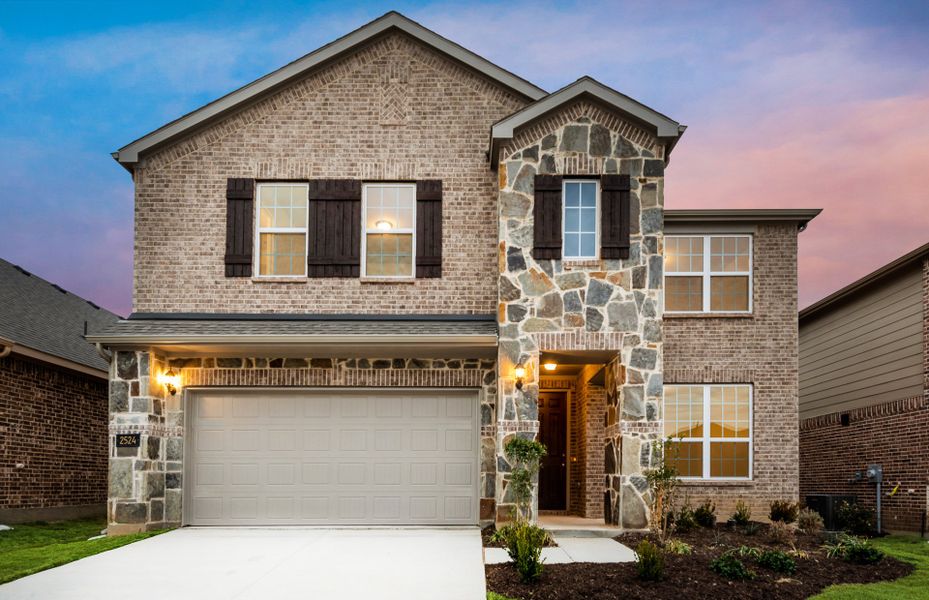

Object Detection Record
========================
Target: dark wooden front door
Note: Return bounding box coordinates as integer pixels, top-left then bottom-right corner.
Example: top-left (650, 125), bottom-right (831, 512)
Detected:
top-left (538, 391), bottom-right (567, 510)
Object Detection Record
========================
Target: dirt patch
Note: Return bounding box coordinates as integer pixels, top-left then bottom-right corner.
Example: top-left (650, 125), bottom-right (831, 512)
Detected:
top-left (486, 523), bottom-right (912, 600)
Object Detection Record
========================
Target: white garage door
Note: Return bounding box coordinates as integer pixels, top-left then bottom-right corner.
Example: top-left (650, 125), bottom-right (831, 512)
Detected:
top-left (185, 390), bottom-right (479, 525)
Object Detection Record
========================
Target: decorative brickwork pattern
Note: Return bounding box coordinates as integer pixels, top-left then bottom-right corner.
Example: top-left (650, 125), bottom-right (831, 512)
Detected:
top-left (0, 356), bottom-right (107, 519)
top-left (571, 365), bottom-right (606, 518)
top-left (799, 396), bottom-right (929, 532)
top-left (664, 223), bottom-right (800, 519)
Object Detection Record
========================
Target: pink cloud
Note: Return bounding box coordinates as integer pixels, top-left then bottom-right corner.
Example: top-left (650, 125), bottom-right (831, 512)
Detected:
top-left (667, 92), bottom-right (929, 308)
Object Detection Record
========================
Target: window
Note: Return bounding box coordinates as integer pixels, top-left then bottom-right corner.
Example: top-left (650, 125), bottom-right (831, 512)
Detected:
top-left (362, 183), bottom-right (415, 278)
top-left (664, 235), bottom-right (752, 313)
top-left (664, 384), bottom-right (753, 479)
top-left (256, 183), bottom-right (309, 277)
top-left (562, 180), bottom-right (598, 259)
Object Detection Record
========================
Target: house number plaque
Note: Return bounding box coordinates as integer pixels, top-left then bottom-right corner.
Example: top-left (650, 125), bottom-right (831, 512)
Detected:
top-left (115, 433), bottom-right (141, 448)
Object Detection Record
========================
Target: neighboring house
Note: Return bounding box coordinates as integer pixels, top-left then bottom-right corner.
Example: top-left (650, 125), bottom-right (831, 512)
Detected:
top-left (0, 258), bottom-right (119, 523)
top-left (87, 12), bottom-right (819, 534)
top-left (800, 243), bottom-right (929, 532)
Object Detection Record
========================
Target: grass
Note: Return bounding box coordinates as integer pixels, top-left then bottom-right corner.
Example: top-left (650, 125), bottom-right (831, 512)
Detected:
top-left (0, 519), bottom-right (164, 585)
top-left (487, 593), bottom-right (520, 600)
top-left (813, 535), bottom-right (929, 600)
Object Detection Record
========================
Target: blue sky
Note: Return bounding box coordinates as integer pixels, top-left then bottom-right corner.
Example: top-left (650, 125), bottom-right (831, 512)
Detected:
top-left (2, 0), bottom-right (928, 316)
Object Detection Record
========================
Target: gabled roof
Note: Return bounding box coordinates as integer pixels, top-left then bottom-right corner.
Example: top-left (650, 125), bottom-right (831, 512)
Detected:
top-left (665, 209), bottom-right (822, 231)
top-left (113, 11), bottom-right (547, 170)
top-left (800, 241), bottom-right (929, 321)
top-left (490, 76), bottom-right (686, 163)
top-left (0, 258), bottom-right (120, 374)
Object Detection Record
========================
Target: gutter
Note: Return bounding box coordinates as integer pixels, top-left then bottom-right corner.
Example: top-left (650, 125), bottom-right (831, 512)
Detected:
top-left (85, 334), bottom-right (498, 346)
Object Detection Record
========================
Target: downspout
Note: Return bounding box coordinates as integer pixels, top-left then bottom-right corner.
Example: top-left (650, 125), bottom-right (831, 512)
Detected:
top-left (95, 342), bottom-right (112, 362)
top-left (0, 337), bottom-right (13, 358)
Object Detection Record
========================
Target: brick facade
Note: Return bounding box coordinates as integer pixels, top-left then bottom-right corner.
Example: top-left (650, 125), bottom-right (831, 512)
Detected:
top-left (0, 355), bottom-right (108, 521)
top-left (799, 396), bottom-right (929, 532)
top-left (664, 223), bottom-right (801, 519)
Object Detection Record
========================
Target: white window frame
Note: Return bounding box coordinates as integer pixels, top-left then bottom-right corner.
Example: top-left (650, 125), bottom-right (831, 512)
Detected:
top-left (360, 182), bottom-right (417, 279)
top-left (254, 182), bottom-right (310, 278)
top-left (664, 234), bottom-right (753, 314)
top-left (561, 179), bottom-right (600, 260)
top-left (665, 384), bottom-right (754, 481)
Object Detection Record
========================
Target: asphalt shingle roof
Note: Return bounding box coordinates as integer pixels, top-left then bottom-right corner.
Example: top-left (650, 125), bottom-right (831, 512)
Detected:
top-left (0, 259), bottom-right (120, 372)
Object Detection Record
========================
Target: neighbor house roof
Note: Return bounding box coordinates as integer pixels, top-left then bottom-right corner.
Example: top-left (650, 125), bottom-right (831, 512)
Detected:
top-left (113, 11), bottom-right (547, 170)
top-left (800, 241), bottom-right (929, 321)
top-left (0, 258), bottom-right (120, 375)
top-left (490, 77), bottom-right (687, 163)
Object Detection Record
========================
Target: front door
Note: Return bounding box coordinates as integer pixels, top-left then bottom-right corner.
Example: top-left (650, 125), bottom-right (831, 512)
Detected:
top-left (538, 391), bottom-right (567, 511)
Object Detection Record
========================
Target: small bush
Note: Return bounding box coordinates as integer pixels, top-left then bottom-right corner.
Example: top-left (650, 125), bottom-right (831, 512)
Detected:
top-left (498, 522), bottom-right (549, 583)
top-left (735, 545), bottom-right (761, 560)
top-left (665, 539), bottom-right (692, 555)
top-left (742, 521), bottom-right (760, 536)
top-left (797, 508), bottom-right (824, 535)
top-left (635, 540), bottom-right (665, 581)
top-left (824, 533), bottom-right (884, 565)
top-left (757, 549), bottom-right (797, 574)
top-left (835, 501), bottom-right (874, 535)
top-left (694, 499), bottom-right (717, 528)
top-left (710, 552), bottom-right (755, 581)
top-left (768, 520), bottom-right (794, 544)
top-left (731, 499), bottom-right (752, 526)
top-left (674, 504), bottom-right (697, 532)
top-left (769, 500), bottom-right (800, 524)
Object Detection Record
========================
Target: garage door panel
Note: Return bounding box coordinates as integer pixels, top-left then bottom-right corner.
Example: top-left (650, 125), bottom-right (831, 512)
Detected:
top-left (187, 390), bottom-right (478, 525)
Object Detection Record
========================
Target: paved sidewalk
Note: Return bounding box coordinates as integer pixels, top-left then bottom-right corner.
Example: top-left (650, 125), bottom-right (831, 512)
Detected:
top-left (485, 535), bottom-right (636, 564)
top-left (1, 527), bottom-right (486, 600)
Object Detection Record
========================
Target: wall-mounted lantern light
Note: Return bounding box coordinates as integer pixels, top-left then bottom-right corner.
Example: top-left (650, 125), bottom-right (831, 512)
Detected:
top-left (159, 369), bottom-right (180, 396)
top-left (513, 365), bottom-right (526, 390)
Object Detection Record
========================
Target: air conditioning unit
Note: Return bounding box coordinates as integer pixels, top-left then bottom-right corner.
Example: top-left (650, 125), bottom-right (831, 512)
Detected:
top-left (805, 494), bottom-right (857, 530)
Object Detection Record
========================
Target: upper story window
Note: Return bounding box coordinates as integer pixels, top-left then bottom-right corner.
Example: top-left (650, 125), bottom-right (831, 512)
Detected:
top-left (362, 183), bottom-right (415, 278)
top-left (664, 384), bottom-right (753, 480)
top-left (562, 180), bottom-right (599, 259)
top-left (256, 183), bottom-right (309, 277)
top-left (664, 235), bottom-right (752, 313)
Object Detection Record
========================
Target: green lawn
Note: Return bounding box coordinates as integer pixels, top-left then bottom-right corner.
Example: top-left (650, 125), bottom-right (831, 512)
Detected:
top-left (813, 535), bottom-right (929, 600)
top-left (0, 519), bottom-right (164, 585)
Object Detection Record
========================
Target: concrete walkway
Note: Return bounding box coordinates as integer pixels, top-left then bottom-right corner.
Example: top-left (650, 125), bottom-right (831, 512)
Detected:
top-left (0, 527), bottom-right (486, 600)
top-left (484, 535), bottom-right (636, 564)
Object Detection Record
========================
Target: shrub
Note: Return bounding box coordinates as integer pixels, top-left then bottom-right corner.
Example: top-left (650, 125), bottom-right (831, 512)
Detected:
top-left (768, 521), bottom-right (795, 545)
top-left (742, 521), bottom-right (760, 536)
top-left (769, 500), bottom-right (800, 524)
top-left (665, 539), bottom-right (692, 555)
top-left (824, 534), bottom-right (884, 565)
top-left (757, 549), bottom-right (797, 574)
top-left (645, 439), bottom-right (680, 544)
top-left (710, 552), bottom-right (755, 581)
top-left (498, 521), bottom-right (548, 583)
top-left (835, 501), bottom-right (874, 535)
top-left (674, 504), bottom-right (697, 532)
top-left (503, 438), bottom-right (547, 522)
top-left (635, 540), bottom-right (665, 581)
top-left (731, 499), bottom-right (752, 526)
top-left (694, 499), bottom-right (717, 528)
top-left (735, 545), bottom-right (761, 560)
top-left (797, 508), bottom-right (824, 535)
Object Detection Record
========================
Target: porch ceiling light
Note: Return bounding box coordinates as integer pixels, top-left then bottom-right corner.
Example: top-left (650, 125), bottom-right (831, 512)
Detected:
top-left (375, 220), bottom-right (393, 231)
top-left (543, 361), bottom-right (557, 371)
top-left (159, 369), bottom-right (179, 396)
top-left (514, 365), bottom-right (526, 390)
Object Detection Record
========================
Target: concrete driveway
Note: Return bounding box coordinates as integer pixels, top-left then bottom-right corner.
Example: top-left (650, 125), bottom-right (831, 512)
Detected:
top-left (0, 527), bottom-right (486, 600)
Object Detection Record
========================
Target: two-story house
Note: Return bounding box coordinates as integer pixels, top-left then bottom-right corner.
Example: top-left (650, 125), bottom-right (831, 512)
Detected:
top-left (88, 12), bottom-right (819, 534)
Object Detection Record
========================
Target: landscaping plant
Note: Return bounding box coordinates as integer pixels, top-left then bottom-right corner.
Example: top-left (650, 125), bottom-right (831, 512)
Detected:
top-left (769, 500), bottom-right (800, 524)
top-left (674, 503), bottom-right (697, 532)
top-left (644, 438), bottom-right (679, 544)
top-left (635, 540), bottom-right (665, 581)
top-left (731, 499), bottom-right (751, 526)
top-left (499, 521), bottom-right (549, 583)
top-left (757, 549), bottom-right (797, 574)
top-left (742, 521), bottom-right (760, 536)
top-left (735, 545), bottom-right (761, 560)
top-left (797, 507), bottom-right (824, 535)
top-left (503, 437), bottom-right (547, 522)
top-left (665, 539), bottom-right (692, 555)
top-left (768, 520), bottom-right (795, 545)
top-left (694, 499), bottom-right (717, 528)
top-left (835, 500), bottom-right (874, 535)
top-left (710, 551), bottom-right (755, 581)
top-left (823, 533), bottom-right (885, 565)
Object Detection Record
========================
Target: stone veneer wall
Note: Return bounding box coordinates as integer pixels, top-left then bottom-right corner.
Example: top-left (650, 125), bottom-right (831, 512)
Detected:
top-left (107, 353), bottom-right (497, 532)
top-left (494, 102), bottom-right (665, 526)
top-left (663, 223), bottom-right (801, 519)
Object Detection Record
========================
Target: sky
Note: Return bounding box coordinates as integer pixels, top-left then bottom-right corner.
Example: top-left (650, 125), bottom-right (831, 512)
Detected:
top-left (1, 0), bottom-right (928, 317)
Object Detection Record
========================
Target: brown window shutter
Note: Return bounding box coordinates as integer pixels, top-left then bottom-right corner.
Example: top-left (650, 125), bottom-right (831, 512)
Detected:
top-left (416, 180), bottom-right (442, 278)
top-left (224, 178), bottom-right (255, 277)
top-left (532, 175), bottom-right (563, 260)
top-left (601, 174), bottom-right (631, 259)
top-left (307, 179), bottom-right (361, 277)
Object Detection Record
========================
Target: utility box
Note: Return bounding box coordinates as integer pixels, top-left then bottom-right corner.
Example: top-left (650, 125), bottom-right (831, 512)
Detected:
top-left (806, 494), bottom-right (857, 530)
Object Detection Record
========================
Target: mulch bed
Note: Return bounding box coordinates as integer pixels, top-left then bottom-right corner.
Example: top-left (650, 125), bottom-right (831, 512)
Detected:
top-left (485, 523), bottom-right (913, 600)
